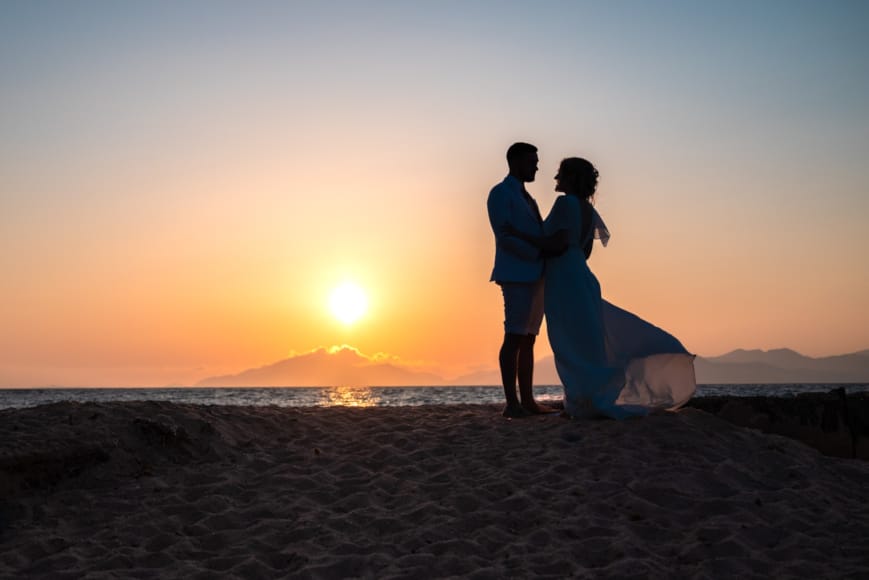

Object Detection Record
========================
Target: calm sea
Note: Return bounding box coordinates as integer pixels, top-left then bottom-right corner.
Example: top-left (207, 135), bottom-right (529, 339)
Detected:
top-left (1, 384), bottom-right (868, 410)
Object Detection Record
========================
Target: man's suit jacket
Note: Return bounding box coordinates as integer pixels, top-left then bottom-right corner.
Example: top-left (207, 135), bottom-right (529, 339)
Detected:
top-left (487, 175), bottom-right (544, 283)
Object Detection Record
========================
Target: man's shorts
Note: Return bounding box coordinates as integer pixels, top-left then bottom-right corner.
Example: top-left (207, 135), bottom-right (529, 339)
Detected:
top-left (499, 280), bottom-right (544, 336)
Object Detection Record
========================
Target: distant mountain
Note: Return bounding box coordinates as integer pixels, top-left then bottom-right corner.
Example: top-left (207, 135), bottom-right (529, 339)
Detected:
top-left (451, 349), bottom-right (869, 385)
top-left (708, 348), bottom-right (810, 368)
top-left (450, 355), bottom-right (561, 386)
top-left (694, 348), bottom-right (869, 384)
top-left (196, 346), bottom-right (446, 387)
top-left (198, 346), bottom-right (869, 387)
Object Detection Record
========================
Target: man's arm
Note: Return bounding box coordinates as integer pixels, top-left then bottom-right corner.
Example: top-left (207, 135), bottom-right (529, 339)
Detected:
top-left (504, 224), bottom-right (568, 256)
top-left (487, 185), bottom-right (541, 261)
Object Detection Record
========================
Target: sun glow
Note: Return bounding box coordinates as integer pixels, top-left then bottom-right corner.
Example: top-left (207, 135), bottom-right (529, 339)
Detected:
top-left (328, 282), bottom-right (369, 325)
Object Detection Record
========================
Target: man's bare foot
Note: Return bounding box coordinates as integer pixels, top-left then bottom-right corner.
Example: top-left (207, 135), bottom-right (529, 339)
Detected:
top-left (502, 404), bottom-right (532, 418)
top-left (521, 402), bottom-right (559, 415)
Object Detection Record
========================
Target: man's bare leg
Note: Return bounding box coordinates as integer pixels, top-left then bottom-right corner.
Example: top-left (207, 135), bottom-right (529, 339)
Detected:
top-left (499, 333), bottom-right (531, 417)
top-left (518, 334), bottom-right (556, 414)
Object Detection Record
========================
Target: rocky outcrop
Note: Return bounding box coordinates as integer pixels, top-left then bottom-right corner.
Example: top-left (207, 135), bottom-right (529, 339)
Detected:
top-left (687, 388), bottom-right (869, 460)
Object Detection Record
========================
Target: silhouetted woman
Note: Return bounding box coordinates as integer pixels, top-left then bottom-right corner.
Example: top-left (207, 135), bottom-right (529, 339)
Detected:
top-left (541, 157), bottom-right (696, 418)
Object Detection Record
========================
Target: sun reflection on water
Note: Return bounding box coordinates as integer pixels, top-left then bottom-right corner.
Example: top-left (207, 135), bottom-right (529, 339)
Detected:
top-left (321, 386), bottom-right (381, 407)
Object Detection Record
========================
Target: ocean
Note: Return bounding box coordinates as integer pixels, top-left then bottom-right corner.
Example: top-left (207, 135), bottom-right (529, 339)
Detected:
top-left (1, 383), bottom-right (868, 410)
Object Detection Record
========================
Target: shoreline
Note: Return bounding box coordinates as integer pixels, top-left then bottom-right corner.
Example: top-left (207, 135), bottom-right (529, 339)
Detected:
top-left (3, 401), bottom-right (869, 578)
top-left (3, 384), bottom-right (868, 416)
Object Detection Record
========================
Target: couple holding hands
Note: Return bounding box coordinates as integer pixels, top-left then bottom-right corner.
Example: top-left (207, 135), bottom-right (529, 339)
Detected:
top-left (487, 142), bottom-right (695, 419)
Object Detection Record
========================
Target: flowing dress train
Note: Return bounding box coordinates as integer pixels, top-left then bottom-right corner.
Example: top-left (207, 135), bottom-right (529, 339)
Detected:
top-left (543, 195), bottom-right (696, 419)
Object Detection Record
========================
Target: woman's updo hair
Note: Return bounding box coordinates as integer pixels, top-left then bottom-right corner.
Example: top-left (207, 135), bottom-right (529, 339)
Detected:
top-left (559, 157), bottom-right (599, 201)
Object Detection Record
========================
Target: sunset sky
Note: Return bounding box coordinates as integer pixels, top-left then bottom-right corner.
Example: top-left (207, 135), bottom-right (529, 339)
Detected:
top-left (2, 1), bottom-right (868, 387)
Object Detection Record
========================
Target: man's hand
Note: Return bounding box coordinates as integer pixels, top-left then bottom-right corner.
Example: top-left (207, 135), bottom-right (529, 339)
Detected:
top-left (503, 224), bottom-right (568, 257)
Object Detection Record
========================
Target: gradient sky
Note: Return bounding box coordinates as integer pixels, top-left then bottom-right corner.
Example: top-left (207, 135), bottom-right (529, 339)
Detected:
top-left (2, 0), bottom-right (868, 387)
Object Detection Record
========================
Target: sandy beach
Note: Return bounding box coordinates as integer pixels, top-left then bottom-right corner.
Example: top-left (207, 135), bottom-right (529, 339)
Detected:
top-left (2, 401), bottom-right (869, 579)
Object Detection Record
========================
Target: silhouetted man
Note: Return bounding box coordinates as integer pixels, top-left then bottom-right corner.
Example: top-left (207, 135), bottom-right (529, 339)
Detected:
top-left (487, 142), bottom-right (563, 417)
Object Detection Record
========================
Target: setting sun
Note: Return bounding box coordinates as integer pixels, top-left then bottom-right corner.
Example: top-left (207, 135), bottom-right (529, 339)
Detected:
top-left (328, 282), bottom-right (369, 325)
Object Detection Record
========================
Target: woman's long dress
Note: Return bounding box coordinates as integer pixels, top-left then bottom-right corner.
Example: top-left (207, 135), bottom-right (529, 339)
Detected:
top-left (543, 195), bottom-right (696, 419)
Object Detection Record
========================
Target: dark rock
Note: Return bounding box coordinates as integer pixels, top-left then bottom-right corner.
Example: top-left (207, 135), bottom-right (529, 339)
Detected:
top-left (687, 389), bottom-right (869, 460)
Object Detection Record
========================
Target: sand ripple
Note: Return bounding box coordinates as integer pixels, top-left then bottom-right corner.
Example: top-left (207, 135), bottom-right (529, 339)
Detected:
top-left (2, 401), bottom-right (869, 578)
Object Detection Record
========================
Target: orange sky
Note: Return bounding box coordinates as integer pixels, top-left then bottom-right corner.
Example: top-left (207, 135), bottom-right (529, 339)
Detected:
top-left (2, 2), bottom-right (868, 387)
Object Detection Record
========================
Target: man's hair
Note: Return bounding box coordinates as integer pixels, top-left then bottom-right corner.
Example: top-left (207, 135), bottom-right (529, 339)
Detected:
top-left (506, 142), bottom-right (537, 167)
